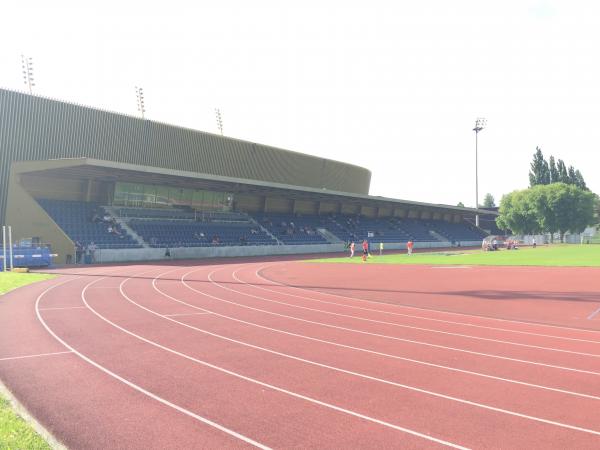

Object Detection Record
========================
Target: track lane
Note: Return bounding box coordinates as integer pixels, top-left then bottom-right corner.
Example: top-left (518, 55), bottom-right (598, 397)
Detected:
top-left (2, 269), bottom-right (257, 449)
top-left (181, 267), bottom-right (600, 374)
top-left (0, 258), bottom-right (596, 448)
top-left (153, 271), bottom-right (600, 400)
top-left (245, 264), bottom-right (600, 347)
top-left (76, 269), bottom-right (463, 449)
top-left (205, 268), bottom-right (600, 367)
top-left (162, 266), bottom-right (600, 391)
top-left (259, 263), bottom-right (600, 332)
top-left (118, 266), bottom-right (600, 444)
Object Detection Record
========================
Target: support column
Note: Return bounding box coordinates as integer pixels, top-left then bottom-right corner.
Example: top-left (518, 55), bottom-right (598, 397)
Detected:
top-left (2, 226), bottom-right (6, 272)
top-left (8, 226), bottom-right (13, 271)
top-left (86, 179), bottom-right (94, 202)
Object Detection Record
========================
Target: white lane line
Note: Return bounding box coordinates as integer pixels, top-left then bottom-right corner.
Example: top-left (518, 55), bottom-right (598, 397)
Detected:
top-left (587, 306), bottom-right (600, 320)
top-left (122, 272), bottom-right (600, 438)
top-left (163, 312), bottom-right (211, 318)
top-left (202, 271), bottom-right (600, 358)
top-left (238, 265), bottom-right (600, 345)
top-left (431, 266), bottom-right (472, 269)
top-left (149, 270), bottom-right (600, 401)
top-left (86, 286), bottom-right (121, 289)
top-left (39, 306), bottom-right (87, 311)
top-left (257, 263), bottom-right (600, 335)
top-left (180, 268), bottom-right (600, 376)
top-left (83, 275), bottom-right (469, 450)
top-left (35, 272), bottom-right (270, 450)
top-left (0, 351), bottom-right (73, 362)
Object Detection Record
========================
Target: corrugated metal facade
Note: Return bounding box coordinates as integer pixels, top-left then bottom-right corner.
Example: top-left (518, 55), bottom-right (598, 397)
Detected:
top-left (0, 89), bottom-right (371, 224)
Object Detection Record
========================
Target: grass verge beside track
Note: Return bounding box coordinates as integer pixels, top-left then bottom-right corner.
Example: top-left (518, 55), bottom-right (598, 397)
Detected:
top-left (0, 395), bottom-right (51, 450)
top-left (309, 244), bottom-right (600, 267)
top-left (0, 272), bottom-right (55, 296)
top-left (1, 271), bottom-right (55, 449)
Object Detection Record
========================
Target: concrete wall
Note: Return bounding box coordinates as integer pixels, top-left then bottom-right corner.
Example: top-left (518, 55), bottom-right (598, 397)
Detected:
top-left (88, 240), bottom-right (479, 264)
top-left (94, 243), bottom-right (347, 263)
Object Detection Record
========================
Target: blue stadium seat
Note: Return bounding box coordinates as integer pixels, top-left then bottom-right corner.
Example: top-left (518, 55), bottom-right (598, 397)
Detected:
top-left (36, 199), bottom-right (142, 250)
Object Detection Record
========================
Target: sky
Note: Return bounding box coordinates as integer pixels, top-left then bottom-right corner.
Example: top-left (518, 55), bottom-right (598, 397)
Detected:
top-left (1, 0), bottom-right (599, 207)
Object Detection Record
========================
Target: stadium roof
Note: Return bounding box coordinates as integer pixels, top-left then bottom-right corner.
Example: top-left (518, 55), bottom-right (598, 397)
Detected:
top-left (13, 158), bottom-right (496, 216)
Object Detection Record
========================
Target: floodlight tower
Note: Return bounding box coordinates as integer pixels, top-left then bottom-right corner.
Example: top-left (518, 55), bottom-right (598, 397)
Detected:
top-left (21, 54), bottom-right (35, 94)
top-left (473, 117), bottom-right (487, 227)
top-left (135, 86), bottom-right (146, 119)
top-left (215, 108), bottom-right (223, 136)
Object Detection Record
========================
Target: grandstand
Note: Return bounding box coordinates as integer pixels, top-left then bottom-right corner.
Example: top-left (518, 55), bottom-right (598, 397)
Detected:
top-left (0, 88), bottom-right (497, 263)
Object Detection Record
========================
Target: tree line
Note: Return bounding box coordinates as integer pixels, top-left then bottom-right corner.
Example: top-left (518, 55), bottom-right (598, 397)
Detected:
top-left (496, 148), bottom-right (597, 241)
top-left (529, 147), bottom-right (587, 190)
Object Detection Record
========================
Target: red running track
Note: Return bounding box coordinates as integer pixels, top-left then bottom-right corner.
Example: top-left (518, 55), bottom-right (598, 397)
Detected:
top-left (0, 259), bottom-right (599, 449)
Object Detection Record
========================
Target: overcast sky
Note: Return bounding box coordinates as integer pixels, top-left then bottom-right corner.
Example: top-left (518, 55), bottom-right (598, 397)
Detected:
top-left (1, 0), bottom-right (598, 206)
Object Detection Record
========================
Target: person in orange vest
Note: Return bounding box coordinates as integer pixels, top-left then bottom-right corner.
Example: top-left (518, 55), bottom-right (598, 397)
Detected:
top-left (407, 240), bottom-right (414, 256)
top-left (362, 240), bottom-right (369, 262)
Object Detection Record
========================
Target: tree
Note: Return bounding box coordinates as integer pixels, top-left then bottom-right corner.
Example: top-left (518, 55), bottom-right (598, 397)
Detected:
top-left (545, 183), bottom-right (595, 241)
top-left (457, 202), bottom-right (465, 207)
top-left (529, 184), bottom-right (557, 241)
top-left (556, 159), bottom-right (569, 183)
top-left (548, 156), bottom-right (559, 183)
top-left (497, 184), bottom-right (596, 242)
top-left (529, 147), bottom-right (550, 187)
top-left (496, 190), bottom-right (542, 235)
top-left (568, 166), bottom-right (577, 185)
top-left (574, 169), bottom-right (587, 190)
top-left (482, 193), bottom-right (495, 208)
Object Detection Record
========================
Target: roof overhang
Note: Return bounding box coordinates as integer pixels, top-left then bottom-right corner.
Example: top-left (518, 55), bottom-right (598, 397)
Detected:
top-left (12, 158), bottom-right (496, 216)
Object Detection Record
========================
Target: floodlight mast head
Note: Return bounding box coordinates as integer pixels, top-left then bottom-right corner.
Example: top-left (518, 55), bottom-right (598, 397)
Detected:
top-left (472, 117), bottom-right (487, 227)
top-left (215, 108), bottom-right (224, 136)
top-left (135, 86), bottom-right (146, 119)
top-left (21, 54), bottom-right (35, 94)
top-left (473, 117), bottom-right (487, 133)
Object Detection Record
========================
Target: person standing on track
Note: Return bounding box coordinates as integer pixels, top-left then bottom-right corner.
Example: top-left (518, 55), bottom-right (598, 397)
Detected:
top-left (407, 240), bottom-right (414, 256)
top-left (350, 241), bottom-right (355, 258)
top-left (379, 242), bottom-right (383, 256)
top-left (362, 239), bottom-right (369, 262)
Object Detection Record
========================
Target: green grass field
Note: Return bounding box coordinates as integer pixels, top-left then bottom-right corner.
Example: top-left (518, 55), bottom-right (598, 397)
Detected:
top-left (310, 244), bottom-right (600, 267)
top-left (0, 395), bottom-right (51, 450)
top-left (0, 272), bottom-right (55, 296)
top-left (1, 272), bottom-right (55, 449)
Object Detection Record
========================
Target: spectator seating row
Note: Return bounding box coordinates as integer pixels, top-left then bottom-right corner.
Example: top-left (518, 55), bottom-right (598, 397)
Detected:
top-left (128, 220), bottom-right (277, 248)
top-left (35, 199), bottom-right (489, 251)
top-left (115, 207), bottom-right (251, 223)
top-left (426, 220), bottom-right (488, 242)
top-left (36, 199), bottom-right (142, 249)
top-left (329, 215), bottom-right (413, 243)
top-left (390, 218), bottom-right (436, 242)
top-left (255, 214), bottom-right (329, 245)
